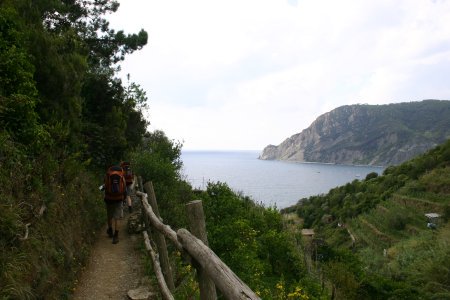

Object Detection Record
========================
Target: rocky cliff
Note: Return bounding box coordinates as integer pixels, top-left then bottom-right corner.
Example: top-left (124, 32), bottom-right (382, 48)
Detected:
top-left (259, 100), bottom-right (450, 166)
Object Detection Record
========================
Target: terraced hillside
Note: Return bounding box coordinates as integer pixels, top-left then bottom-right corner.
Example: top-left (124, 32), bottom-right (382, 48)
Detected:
top-left (287, 139), bottom-right (450, 299)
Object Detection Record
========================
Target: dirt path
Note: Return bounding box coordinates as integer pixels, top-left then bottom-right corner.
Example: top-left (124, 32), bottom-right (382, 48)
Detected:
top-left (72, 211), bottom-right (153, 300)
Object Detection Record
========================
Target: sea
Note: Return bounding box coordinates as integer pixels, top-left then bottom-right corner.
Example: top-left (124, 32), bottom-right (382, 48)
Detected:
top-left (181, 151), bottom-right (385, 209)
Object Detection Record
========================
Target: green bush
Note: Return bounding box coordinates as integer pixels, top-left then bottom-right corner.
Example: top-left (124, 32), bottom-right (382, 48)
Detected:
top-left (129, 130), bottom-right (189, 228)
top-left (365, 172), bottom-right (379, 181)
top-left (195, 182), bottom-right (320, 298)
top-left (420, 166), bottom-right (450, 194)
top-left (388, 214), bottom-right (408, 231)
top-left (443, 205), bottom-right (450, 222)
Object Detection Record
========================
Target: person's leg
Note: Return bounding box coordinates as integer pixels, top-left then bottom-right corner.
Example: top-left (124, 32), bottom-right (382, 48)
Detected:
top-left (112, 202), bottom-right (122, 244)
top-left (112, 218), bottom-right (119, 244)
top-left (106, 203), bottom-right (113, 238)
top-left (107, 218), bottom-right (113, 237)
top-left (113, 218), bottom-right (119, 232)
top-left (107, 217), bottom-right (112, 229)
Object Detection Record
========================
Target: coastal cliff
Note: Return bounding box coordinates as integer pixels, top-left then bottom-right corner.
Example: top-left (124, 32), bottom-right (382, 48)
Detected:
top-left (259, 100), bottom-right (450, 165)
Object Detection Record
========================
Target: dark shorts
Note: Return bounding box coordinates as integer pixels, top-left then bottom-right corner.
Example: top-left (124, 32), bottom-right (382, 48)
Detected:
top-left (105, 201), bottom-right (122, 219)
top-left (126, 185), bottom-right (131, 196)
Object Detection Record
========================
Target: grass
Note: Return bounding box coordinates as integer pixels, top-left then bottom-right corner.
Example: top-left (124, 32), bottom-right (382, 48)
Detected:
top-left (348, 193), bottom-right (450, 297)
top-left (0, 157), bottom-right (106, 299)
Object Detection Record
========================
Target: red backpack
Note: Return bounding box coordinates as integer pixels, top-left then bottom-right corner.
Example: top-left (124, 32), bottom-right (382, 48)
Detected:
top-left (120, 161), bottom-right (134, 186)
top-left (104, 166), bottom-right (126, 201)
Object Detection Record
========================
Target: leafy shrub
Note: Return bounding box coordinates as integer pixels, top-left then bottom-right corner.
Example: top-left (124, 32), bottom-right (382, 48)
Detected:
top-left (420, 166), bottom-right (450, 194)
top-left (196, 182), bottom-right (318, 298)
top-left (130, 130), bottom-right (188, 228)
top-left (388, 214), bottom-right (408, 231)
top-left (365, 172), bottom-right (379, 181)
top-left (443, 205), bottom-right (450, 222)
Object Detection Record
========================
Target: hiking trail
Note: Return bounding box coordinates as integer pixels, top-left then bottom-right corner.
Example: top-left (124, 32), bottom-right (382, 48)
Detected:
top-left (72, 210), bottom-right (155, 300)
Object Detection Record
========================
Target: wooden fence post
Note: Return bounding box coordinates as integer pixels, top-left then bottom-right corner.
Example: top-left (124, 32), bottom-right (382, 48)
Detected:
top-left (186, 200), bottom-right (217, 300)
top-left (138, 176), bottom-right (150, 232)
top-left (144, 181), bottom-right (175, 291)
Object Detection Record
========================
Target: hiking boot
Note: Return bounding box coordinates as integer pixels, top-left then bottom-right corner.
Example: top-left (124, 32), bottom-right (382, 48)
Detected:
top-left (112, 230), bottom-right (119, 244)
top-left (107, 227), bottom-right (113, 238)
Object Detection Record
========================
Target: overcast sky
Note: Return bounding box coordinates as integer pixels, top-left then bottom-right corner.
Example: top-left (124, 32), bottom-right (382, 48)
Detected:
top-left (107, 0), bottom-right (450, 151)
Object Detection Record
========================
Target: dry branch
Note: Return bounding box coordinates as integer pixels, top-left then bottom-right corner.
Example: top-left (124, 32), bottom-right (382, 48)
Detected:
top-left (37, 204), bottom-right (46, 217)
top-left (19, 223), bottom-right (31, 241)
top-left (143, 231), bottom-right (175, 300)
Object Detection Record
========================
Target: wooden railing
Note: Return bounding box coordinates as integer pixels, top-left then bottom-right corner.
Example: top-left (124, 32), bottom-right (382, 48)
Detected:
top-left (135, 177), bottom-right (260, 300)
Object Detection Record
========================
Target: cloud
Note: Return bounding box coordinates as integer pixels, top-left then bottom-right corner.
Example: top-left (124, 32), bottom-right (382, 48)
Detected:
top-left (108, 0), bottom-right (450, 150)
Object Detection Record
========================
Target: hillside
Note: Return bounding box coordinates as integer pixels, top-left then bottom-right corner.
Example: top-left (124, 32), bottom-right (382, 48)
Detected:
top-left (285, 139), bottom-right (450, 299)
top-left (0, 2), bottom-right (323, 298)
top-left (0, 2), bottom-right (150, 298)
top-left (260, 100), bottom-right (450, 166)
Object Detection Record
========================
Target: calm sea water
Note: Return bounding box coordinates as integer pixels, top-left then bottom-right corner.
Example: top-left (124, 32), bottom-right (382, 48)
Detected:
top-left (181, 151), bottom-right (385, 209)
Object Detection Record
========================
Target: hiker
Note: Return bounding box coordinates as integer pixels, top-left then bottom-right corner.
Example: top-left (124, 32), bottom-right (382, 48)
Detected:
top-left (120, 161), bottom-right (134, 213)
top-left (103, 165), bottom-right (127, 244)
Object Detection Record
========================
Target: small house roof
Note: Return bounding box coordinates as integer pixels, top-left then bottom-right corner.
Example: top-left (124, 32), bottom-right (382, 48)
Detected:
top-left (301, 229), bottom-right (315, 236)
top-left (425, 213), bottom-right (440, 219)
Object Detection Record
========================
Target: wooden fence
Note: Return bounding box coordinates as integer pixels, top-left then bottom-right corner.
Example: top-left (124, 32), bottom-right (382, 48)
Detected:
top-left (135, 178), bottom-right (260, 300)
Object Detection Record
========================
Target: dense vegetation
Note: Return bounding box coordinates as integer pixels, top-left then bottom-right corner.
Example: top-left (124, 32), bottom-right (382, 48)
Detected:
top-left (285, 139), bottom-right (450, 299)
top-left (131, 132), bottom-right (321, 299)
top-left (134, 138), bottom-right (449, 299)
top-left (0, 0), bottom-right (148, 298)
top-left (0, 1), bottom-right (322, 298)
top-left (2, 0), bottom-right (449, 299)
